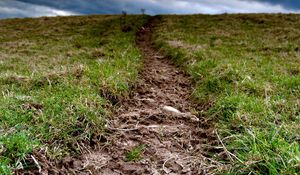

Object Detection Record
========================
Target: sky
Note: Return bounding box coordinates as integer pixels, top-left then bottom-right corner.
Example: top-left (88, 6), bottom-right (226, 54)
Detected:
top-left (0, 0), bottom-right (300, 19)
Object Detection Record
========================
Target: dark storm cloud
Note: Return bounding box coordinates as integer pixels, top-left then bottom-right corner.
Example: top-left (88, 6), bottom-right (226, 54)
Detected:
top-left (1, 0), bottom-right (300, 19)
top-left (0, 0), bottom-right (77, 19)
top-left (15, 0), bottom-right (174, 14)
top-left (254, 0), bottom-right (300, 10)
top-left (15, 0), bottom-right (300, 15)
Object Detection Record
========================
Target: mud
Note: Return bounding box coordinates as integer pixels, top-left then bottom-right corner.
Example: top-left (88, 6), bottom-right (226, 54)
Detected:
top-left (21, 17), bottom-right (220, 175)
top-left (78, 17), bottom-right (219, 175)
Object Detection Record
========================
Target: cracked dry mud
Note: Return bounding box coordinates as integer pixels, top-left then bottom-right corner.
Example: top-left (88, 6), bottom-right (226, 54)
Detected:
top-left (74, 17), bottom-right (218, 175)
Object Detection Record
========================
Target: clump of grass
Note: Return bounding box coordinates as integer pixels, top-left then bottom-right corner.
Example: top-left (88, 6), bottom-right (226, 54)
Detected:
top-left (153, 14), bottom-right (300, 174)
top-left (126, 145), bottom-right (145, 162)
top-left (0, 14), bottom-right (149, 174)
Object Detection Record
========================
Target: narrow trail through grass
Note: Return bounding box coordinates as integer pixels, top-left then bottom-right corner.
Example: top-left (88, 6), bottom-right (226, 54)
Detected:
top-left (57, 16), bottom-right (220, 174)
top-left (5, 14), bottom-right (299, 174)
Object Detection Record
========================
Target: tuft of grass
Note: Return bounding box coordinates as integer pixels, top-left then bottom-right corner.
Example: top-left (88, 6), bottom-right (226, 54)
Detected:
top-left (0, 14), bottom-right (149, 174)
top-left (126, 145), bottom-right (145, 162)
top-left (153, 14), bottom-right (300, 174)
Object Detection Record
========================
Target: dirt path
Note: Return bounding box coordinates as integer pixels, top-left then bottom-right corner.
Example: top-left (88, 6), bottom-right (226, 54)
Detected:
top-left (25, 17), bottom-right (218, 175)
top-left (64, 17), bottom-right (218, 175)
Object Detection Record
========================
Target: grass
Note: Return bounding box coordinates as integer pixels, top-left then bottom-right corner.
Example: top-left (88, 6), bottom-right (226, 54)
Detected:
top-left (2, 13), bottom-right (300, 174)
top-left (153, 14), bottom-right (300, 174)
top-left (126, 145), bottom-right (145, 162)
top-left (0, 14), bottom-right (149, 174)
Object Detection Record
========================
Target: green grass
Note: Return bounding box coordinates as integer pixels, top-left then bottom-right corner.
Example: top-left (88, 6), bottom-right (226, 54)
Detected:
top-left (0, 15), bottom-right (149, 174)
top-left (153, 14), bottom-right (300, 174)
top-left (126, 144), bottom-right (145, 162)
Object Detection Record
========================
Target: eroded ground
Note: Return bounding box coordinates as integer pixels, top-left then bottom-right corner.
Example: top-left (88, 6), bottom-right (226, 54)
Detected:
top-left (18, 17), bottom-right (220, 175)
top-left (75, 17), bottom-right (219, 175)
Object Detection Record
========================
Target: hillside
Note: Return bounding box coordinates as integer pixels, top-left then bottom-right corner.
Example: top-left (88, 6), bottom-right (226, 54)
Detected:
top-left (153, 14), bottom-right (300, 174)
top-left (0, 15), bottom-right (149, 174)
top-left (0, 14), bottom-right (300, 174)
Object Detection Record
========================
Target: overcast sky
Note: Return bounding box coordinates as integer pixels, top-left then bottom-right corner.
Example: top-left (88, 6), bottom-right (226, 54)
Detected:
top-left (1, 0), bottom-right (300, 19)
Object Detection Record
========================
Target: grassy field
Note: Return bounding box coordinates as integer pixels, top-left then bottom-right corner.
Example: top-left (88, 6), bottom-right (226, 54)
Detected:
top-left (153, 14), bottom-right (300, 174)
top-left (0, 15), bottom-right (148, 173)
top-left (2, 13), bottom-right (300, 174)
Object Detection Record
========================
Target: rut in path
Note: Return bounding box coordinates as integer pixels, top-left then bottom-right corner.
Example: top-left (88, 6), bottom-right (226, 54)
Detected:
top-left (75, 17), bottom-right (220, 175)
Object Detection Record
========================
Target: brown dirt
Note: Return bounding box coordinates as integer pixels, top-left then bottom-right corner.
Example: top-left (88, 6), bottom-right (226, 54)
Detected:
top-left (20, 17), bottom-right (221, 175)
top-left (78, 17), bottom-right (219, 175)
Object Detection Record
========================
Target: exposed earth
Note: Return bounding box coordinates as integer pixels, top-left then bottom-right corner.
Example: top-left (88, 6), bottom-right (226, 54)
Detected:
top-left (22, 17), bottom-right (220, 175)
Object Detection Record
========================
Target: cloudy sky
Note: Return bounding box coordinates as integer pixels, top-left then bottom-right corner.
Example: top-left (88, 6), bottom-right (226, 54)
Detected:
top-left (0, 0), bottom-right (300, 19)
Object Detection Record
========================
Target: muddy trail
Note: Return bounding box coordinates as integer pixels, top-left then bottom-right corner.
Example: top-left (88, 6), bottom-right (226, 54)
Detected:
top-left (76, 17), bottom-right (219, 175)
top-left (22, 17), bottom-right (221, 175)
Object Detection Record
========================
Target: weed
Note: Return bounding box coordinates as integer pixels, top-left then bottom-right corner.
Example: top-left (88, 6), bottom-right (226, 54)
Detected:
top-left (126, 145), bottom-right (145, 162)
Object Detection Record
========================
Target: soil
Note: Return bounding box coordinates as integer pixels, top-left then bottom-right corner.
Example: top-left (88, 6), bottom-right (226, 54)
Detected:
top-left (20, 17), bottom-right (220, 175)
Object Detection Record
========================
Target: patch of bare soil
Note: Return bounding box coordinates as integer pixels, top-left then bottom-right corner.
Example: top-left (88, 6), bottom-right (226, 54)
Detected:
top-left (77, 17), bottom-right (219, 175)
top-left (21, 17), bottom-right (221, 175)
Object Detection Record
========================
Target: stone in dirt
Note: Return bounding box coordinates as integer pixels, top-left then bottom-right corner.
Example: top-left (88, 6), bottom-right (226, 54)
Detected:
top-left (162, 105), bottom-right (182, 115)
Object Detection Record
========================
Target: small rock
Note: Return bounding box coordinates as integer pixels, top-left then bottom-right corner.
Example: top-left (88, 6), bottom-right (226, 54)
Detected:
top-left (162, 106), bottom-right (181, 115)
